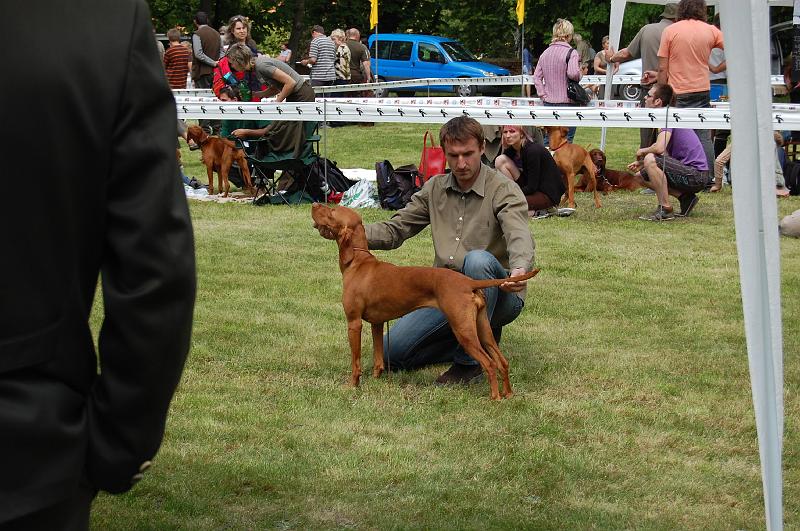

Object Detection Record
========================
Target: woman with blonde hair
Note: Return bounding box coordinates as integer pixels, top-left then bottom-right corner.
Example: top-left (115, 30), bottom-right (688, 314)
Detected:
top-left (330, 28), bottom-right (351, 97)
top-left (494, 125), bottom-right (565, 215)
top-left (533, 18), bottom-right (582, 143)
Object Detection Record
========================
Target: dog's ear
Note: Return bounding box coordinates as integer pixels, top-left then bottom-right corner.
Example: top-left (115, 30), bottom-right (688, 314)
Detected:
top-left (338, 227), bottom-right (354, 266)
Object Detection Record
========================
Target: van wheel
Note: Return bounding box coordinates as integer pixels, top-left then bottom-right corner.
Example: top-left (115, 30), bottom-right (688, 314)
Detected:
top-left (456, 83), bottom-right (476, 97)
top-left (373, 78), bottom-right (388, 98)
top-left (621, 84), bottom-right (641, 101)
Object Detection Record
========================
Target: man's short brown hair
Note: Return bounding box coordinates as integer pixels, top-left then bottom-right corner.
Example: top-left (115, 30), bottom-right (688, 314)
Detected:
top-left (439, 117), bottom-right (485, 149)
top-left (677, 0), bottom-right (708, 21)
top-left (652, 83), bottom-right (675, 106)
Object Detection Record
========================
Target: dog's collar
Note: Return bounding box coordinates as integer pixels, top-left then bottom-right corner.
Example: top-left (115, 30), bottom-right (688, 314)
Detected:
top-left (549, 141), bottom-right (569, 152)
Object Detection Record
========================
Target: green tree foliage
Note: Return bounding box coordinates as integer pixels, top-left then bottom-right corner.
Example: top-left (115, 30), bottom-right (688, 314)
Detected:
top-left (146, 0), bottom-right (664, 59)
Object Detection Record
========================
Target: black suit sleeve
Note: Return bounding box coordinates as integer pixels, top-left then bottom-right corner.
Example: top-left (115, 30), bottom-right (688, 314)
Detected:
top-left (86, 0), bottom-right (196, 494)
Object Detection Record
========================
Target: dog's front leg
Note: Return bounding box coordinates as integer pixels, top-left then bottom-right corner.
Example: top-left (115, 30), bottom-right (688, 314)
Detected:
top-left (347, 319), bottom-right (363, 386)
top-left (567, 172), bottom-right (577, 209)
top-left (206, 165), bottom-right (215, 195)
top-left (371, 322), bottom-right (384, 379)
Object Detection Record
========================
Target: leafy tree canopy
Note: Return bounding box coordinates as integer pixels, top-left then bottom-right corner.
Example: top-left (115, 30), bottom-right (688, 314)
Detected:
top-left (147, 0), bottom-right (666, 59)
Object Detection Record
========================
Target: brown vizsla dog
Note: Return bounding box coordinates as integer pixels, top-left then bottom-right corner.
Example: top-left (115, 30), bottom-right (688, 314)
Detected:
top-left (576, 148), bottom-right (644, 192)
top-left (545, 126), bottom-right (601, 209)
top-left (311, 203), bottom-right (540, 400)
top-left (186, 125), bottom-right (253, 197)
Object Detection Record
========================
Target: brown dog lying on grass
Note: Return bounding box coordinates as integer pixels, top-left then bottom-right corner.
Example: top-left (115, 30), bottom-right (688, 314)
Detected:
top-left (576, 148), bottom-right (644, 192)
top-left (311, 203), bottom-right (540, 400)
top-left (186, 125), bottom-right (253, 197)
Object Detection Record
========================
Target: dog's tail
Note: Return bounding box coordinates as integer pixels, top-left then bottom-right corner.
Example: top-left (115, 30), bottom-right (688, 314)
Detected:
top-left (469, 268), bottom-right (540, 290)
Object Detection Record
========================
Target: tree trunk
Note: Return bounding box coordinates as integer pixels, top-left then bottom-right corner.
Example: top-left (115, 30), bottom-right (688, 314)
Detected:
top-left (287, 0), bottom-right (305, 67)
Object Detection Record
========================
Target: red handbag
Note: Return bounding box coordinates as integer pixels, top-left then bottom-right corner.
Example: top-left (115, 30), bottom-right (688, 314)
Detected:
top-left (419, 130), bottom-right (446, 182)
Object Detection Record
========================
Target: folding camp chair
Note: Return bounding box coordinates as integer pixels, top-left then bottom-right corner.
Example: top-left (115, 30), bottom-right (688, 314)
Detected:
top-left (232, 121), bottom-right (320, 205)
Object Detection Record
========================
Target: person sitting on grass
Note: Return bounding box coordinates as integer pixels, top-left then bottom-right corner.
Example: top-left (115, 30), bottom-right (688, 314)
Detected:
top-left (493, 124), bottom-right (565, 217)
top-left (627, 83), bottom-right (707, 221)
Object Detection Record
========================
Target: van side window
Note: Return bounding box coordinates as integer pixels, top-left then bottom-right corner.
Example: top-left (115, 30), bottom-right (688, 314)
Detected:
top-left (389, 41), bottom-right (412, 61)
top-left (418, 43), bottom-right (443, 63)
top-left (376, 41), bottom-right (392, 60)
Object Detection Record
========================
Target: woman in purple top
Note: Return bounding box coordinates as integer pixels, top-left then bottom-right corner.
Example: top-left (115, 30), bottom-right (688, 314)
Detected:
top-left (533, 18), bottom-right (582, 143)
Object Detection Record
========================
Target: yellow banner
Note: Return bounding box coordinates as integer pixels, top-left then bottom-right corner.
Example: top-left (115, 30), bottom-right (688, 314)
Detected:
top-left (370, 0), bottom-right (378, 29)
top-left (516, 0), bottom-right (524, 25)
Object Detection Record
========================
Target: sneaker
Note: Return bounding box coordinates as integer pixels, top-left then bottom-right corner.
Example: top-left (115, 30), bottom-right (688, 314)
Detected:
top-left (434, 363), bottom-right (484, 385)
top-left (639, 205), bottom-right (675, 221)
top-left (677, 193), bottom-right (699, 217)
top-left (188, 178), bottom-right (204, 190)
top-left (555, 207), bottom-right (575, 217)
top-left (529, 209), bottom-right (551, 219)
top-left (640, 187), bottom-right (656, 195)
top-left (188, 141), bottom-right (200, 151)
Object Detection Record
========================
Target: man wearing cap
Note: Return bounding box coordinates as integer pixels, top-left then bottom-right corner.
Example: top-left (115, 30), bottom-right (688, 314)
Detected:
top-left (301, 25), bottom-right (336, 87)
top-left (605, 3), bottom-right (678, 148)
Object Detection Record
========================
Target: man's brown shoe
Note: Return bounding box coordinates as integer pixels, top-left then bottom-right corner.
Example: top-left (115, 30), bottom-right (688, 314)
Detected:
top-left (435, 363), bottom-right (484, 385)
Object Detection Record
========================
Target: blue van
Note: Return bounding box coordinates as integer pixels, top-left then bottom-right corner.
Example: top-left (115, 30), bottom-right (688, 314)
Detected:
top-left (367, 34), bottom-right (509, 97)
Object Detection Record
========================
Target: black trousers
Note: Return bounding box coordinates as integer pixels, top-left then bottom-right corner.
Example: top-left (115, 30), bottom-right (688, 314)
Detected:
top-left (1, 481), bottom-right (96, 531)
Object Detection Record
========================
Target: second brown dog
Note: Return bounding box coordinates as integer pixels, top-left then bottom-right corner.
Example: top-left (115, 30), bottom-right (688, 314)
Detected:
top-left (545, 126), bottom-right (601, 209)
top-left (186, 125), bottom-right (253, 197)
top-left (576, 148), bottom-right (644, 192)
top-left (311, 203), bottom-right (540, 400)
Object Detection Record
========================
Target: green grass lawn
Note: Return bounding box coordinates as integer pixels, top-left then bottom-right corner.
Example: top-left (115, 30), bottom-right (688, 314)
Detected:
top-left (91, 125), bottom-right (799, 529)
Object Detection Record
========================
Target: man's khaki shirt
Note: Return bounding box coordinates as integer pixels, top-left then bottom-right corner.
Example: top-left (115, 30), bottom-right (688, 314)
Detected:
top-left (365, 164), bottom-right (535, 297)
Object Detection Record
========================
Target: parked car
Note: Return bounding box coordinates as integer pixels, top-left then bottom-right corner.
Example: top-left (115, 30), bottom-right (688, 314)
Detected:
top-left (367, 34), bottom-right (509, 97)
top-left (155, 32), bottom-right (191, 52)
top-left (616, 58), bottom-right (643, 101)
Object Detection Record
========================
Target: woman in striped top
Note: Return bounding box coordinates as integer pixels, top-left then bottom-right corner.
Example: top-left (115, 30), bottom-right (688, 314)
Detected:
top-left (533, 18), bottom-right (581, 143)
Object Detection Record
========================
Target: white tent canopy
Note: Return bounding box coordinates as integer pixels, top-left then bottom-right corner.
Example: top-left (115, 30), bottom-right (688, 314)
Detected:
top-left (605, 1), bottom-right (786, 529)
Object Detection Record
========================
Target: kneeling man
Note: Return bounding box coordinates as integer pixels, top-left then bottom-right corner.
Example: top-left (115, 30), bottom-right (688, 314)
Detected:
top-left (628, 83), bottom-right (708, 221)
top-left (365, 117), bottom-right (536, 384)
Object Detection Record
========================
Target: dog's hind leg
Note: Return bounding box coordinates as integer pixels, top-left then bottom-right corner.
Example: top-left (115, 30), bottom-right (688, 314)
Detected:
top-left (239, 154), bottom-right (254, 195)
top-left (371, 322), bottom-right (385, 378)
top-left (444, 301), bottom-right (501, 400)
top-left (476, 306), bottom-right (513, 398)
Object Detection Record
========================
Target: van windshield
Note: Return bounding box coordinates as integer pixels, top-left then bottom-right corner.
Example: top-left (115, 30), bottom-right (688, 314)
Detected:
top-left (441, 41), bottom-right (478, 62)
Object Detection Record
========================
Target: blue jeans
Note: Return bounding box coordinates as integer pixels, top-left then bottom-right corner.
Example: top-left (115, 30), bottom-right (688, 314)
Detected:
top-left (543, 102), bottom-right (576, 143)
top-left (383, 250), bottom-right (525, 369)
top-left (674, 91), bottom-right (714, 180)
top-left (180, 166), bottom-right (192, 187)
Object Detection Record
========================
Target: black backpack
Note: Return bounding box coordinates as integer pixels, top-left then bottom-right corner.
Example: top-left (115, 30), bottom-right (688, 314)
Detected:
top-left (785, 160), bottom-right (800, 195)
top-left (375, 160), bottom-right (421, 210)
top-left (282, 157), bottom-right (357, 202)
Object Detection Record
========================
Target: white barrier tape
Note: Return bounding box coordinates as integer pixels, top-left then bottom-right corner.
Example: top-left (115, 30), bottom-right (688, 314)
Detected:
top-left (174, 75), bottom-right (787, 98)
top-left (175, 94), bottom-right (800, 113)
top-left (175, 100), bottom-right (800, 130)
top-left (174, 94), bottom-right (642, 108)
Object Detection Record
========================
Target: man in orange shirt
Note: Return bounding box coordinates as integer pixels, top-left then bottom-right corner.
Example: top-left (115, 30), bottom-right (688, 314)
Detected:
top-left (643, 0), bottom-right (723, 181)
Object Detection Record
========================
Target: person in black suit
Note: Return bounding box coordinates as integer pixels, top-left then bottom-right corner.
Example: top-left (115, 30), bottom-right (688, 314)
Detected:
top-left (0, 1), bottom-right (196, 528)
